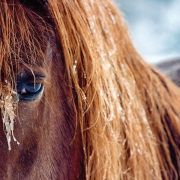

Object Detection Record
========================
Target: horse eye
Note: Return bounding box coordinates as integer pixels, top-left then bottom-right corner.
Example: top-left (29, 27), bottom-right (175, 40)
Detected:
top-left (17, 75), bottom-right (45, 102)
top-left (25, 83), bottom-right (42, 93)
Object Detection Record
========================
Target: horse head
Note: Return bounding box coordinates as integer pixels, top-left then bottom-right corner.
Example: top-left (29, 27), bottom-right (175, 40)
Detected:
top-left (0, 0), bottom-right (179, 180)
top-left (0, 0), bottom-right (84, 179)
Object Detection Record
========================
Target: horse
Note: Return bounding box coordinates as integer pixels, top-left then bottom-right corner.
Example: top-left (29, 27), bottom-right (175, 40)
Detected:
top-left (0, 0), bottom-right (179, 179)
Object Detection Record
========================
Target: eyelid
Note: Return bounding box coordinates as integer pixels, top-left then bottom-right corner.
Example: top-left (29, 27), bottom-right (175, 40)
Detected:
top-left (26, 76), bottom-right (46, 84)
top-left (27, 76), bottom-right (45, 81)
top-left (24, 70), bottom-right (46, 77)
top-left (18, 71), bottom-right (46, 79)
top-left (22, 74), bottom-right (45, 82)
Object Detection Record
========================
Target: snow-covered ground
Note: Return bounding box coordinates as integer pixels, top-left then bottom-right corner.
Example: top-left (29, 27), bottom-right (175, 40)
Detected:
top-left (115, 0), bottom-right (180, 64)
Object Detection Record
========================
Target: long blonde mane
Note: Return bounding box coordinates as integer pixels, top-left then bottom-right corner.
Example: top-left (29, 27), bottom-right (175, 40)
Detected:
top-left (48, 0), bottom-right (180, 179)
top-left (0, 0), bottom-right (179, 179)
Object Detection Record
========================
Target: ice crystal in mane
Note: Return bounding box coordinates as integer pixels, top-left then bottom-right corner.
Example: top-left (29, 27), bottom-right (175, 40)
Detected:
top-left (0, 81), bottom-right (19, 150)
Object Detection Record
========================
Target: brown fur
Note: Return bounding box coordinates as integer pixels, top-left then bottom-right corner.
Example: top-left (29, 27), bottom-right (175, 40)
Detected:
top-left (0, 0), bottom-right (179, 179)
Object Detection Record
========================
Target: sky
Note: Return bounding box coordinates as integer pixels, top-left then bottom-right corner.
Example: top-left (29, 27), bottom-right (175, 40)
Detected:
top-left (115, 0), bottom-right (180, 64)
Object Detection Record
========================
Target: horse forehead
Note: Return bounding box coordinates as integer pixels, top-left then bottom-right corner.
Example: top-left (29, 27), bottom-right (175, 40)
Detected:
top-left (13, 43), bottom-right (53, 77)
top-left (22, 37), bottom-right (55, 67)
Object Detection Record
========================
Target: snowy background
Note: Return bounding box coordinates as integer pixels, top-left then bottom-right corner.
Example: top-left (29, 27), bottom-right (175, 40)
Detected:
top-left (115, 0), bottom-right (180, 64)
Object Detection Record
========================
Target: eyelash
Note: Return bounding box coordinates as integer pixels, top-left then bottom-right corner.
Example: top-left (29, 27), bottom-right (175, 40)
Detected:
top-left (26, 79), bottom-right (44, 85)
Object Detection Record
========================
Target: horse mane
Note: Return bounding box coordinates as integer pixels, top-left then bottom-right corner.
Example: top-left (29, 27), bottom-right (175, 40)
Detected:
top-left (48, 1), bottom-right (180, 179)
top-left (0, 0), bottom-right (179, 179)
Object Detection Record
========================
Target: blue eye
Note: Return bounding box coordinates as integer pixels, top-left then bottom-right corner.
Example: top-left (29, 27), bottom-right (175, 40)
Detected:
top-left (17, 73), bottom-right (45, 102)
top-left (25, 83), bottom-right (42, 93)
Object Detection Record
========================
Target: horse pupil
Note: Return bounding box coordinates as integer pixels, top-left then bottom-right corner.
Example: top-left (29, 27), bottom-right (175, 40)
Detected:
top-left (25, 83), bottom-right (41, 93)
